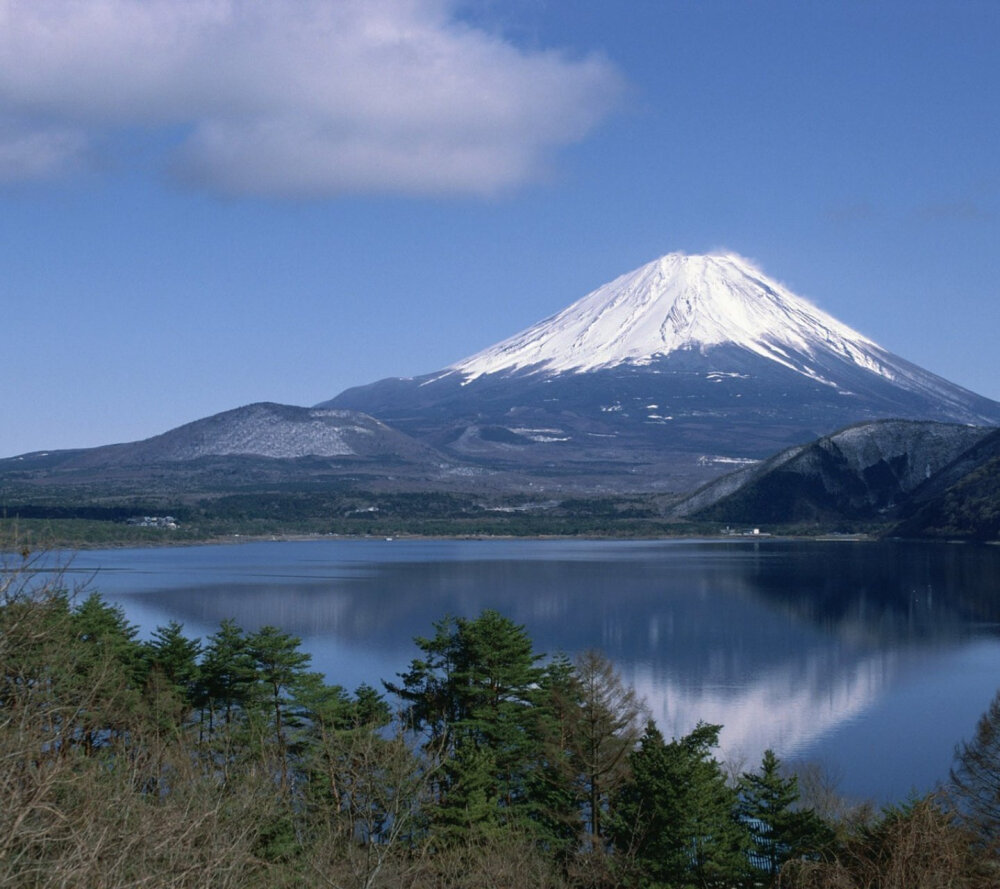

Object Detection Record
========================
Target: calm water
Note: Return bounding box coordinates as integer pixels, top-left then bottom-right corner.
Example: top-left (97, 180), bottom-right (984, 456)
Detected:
top-left (46, 537), bottom-right (1000, 804)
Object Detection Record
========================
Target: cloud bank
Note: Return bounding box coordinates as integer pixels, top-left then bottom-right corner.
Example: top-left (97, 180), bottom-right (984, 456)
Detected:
top-left (0, 0), bottom-right (622, 197)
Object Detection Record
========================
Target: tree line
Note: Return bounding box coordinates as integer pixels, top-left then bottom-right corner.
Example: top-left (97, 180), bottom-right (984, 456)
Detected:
top-left (1, 559), bottom-right (998, 888)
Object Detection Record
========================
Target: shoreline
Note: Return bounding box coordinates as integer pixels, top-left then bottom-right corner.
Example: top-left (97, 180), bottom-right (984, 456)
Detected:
top-left (2, 526), bottom-right (884, 556)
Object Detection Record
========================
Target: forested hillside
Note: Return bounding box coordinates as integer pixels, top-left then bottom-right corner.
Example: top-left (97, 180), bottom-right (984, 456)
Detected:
top-left (2, 559), bottom-right (998, 888)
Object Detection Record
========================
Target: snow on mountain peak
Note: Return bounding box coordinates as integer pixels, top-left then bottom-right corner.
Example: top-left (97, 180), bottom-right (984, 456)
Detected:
top-left (449, 252), bottom-right (890, 383)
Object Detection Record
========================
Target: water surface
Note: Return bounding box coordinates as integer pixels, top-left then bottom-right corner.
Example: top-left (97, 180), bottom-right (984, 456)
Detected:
top-left (51, 537), bottom-right (1000, 803)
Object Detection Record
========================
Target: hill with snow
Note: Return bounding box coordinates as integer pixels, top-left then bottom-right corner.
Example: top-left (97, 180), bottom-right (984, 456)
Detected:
top-left (0, 403), bottom-right (493, 496)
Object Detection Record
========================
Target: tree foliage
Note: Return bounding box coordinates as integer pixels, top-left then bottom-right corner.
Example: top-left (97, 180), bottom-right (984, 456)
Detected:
top-left (612, 721), bottom-right (751, 888)
top-left (569, 648), bottom-right (646, 850)
top-left (3, 558), bottom-right (999, 889)
top-left (738, 749), bottom-right (834, 880)
top-left (386, 610), bottom-right (547, 836)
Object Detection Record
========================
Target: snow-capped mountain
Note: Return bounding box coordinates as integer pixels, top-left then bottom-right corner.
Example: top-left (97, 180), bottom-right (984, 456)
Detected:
top-left (323, 253), bottom-right (1000, 492)
top-left (450, 253), bottom-right (886, 381)
top-left (443, 252), bottom-right (981, 412)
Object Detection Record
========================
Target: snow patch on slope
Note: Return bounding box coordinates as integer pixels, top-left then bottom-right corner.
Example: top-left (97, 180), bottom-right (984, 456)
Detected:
top-left (164, 405), bottom-right (362, 459)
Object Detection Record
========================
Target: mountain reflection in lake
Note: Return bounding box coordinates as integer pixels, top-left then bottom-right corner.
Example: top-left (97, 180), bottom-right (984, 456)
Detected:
top-left (56, 538), bottom-right (1000, 804)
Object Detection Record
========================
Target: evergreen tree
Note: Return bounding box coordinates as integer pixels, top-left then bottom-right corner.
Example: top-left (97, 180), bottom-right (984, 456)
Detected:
top-left (387, 610), bottom-right (546, 830)
top-left (451, 609), bottom-right (546, 809)
top-left (71, 592), bottom-right (146, 683)
top-left (245, 625), bottom-right (313, 792)
top-left (433, 740), bottom-right (502, 843)
top-left (388, 614), bottom-right (463, 744)
top-left (353, 681), bottom-right (392, 728)
top-left (198, 618), bottom-right (253, 739)
top-left (297, 679), bottom-right (390, 814)
top-left (612, 721), bottom-right (751, 888)
top-left (738, 748), bottom-right (833, 880)
top-left (524, 654), bottom-right (585, 859)
top-left (296, 672), bottom-right (355, 736)
top-left (145, 619), bottom-right (201, 701)
top-left (68, 593), bottom-right (147, 750)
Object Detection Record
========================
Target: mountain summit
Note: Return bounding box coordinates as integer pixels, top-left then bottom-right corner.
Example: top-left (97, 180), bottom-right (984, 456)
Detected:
top-left (451, 253), bottom-right (886, 382)
top-left (323, 253), bottom-right (1000, 491)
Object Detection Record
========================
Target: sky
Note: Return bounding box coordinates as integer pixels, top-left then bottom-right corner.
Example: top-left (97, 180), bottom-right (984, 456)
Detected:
top-left (1, 0), bottom-right (998, 458)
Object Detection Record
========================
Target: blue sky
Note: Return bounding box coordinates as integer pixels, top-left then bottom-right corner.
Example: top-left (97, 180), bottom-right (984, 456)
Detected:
top-left (2, 0), bottom-right (998, 458)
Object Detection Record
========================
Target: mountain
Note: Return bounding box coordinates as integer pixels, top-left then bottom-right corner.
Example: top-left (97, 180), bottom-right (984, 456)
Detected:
top-left (669, 420), bottom-right (994, 525)
top-left (323, 253), bottom-right (1000, 491)
top-left (0, 403), bottom-right (488, 495)
top-left (64, 402), bottom-right (439, 465)
top-left (10, 253), bottom-right (999, 518)
top-left (889, 427), bottom-right (1000, 540)
top-left (6, 403), bottom-right (437, 467)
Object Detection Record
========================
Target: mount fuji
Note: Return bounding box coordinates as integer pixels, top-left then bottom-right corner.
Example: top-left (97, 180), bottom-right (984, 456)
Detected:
top-left (323, 253), bottom-right (1000, 491)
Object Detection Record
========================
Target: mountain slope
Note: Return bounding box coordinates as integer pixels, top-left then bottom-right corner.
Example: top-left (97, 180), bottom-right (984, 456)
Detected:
top-left (323, 253), bottom-right (1000, 491)
top-left (64, 403), bottom-right (437, 465)
top-left (889, 428), bottom-right (1000, 540)
top-left (0, 403), bottom-right (487, 495)
top-left (670, 420), bottom-right (994, 523)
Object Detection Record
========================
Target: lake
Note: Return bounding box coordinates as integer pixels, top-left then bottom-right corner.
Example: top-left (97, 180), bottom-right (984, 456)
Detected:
top-left (44, 536), bottom-right (1000, 804)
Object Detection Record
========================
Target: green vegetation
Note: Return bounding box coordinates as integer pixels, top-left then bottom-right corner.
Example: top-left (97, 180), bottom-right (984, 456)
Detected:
top-left (4, 474), bottom-right (946, 549)
top-left (2, 560), bottom-right (998, 887)
top-left (0, 489), bottom-right (718, 549)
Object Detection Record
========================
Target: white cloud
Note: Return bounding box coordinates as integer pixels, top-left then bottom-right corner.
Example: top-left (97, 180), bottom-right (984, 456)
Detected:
top-left (0, 119), bottom-right (88, 181)
top-left (0, 0), bottom-right (623, 196)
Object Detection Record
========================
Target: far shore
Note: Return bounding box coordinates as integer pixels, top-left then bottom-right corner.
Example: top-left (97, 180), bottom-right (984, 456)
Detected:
top-left (1, 524), bottom-right (885, 557)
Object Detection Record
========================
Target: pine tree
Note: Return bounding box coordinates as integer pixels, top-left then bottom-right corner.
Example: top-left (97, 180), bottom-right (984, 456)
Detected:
top-left (387, 610), bottom-right (546, 833)
top-left (245, 625), bottom-right (313, 793)
top-left (738, 748), bottom-right (833, 879)
top-left (451, 609), bottom-right (545, 810)
top-left (198, 618), bottom-right (253, 740)
top-left (145, 619), bottom-right (201, 701)
top-left (141, 621), bottom-right (202, 743)
top-left (611, 721), bottom-right (751, 888)
top-left (69, 593), bottom-right (147, 750)
top-left (353, 682), bottom-right (391, 728)
top-left (524, 654), bottom-right (585, 859)
top-left (72, 592), bottom-right (145, 683)
top-left (433, 740), bottom-right (502, 843)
